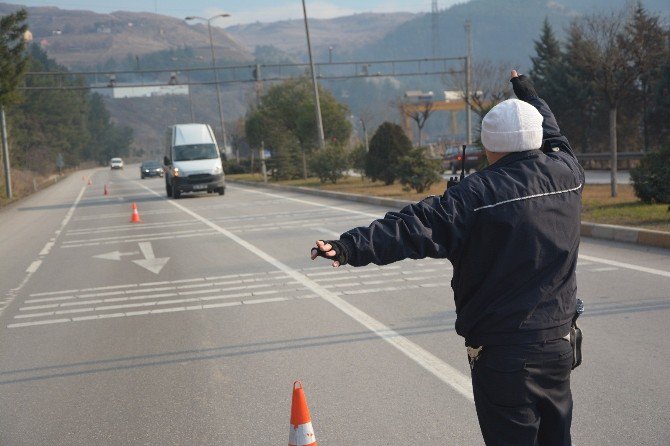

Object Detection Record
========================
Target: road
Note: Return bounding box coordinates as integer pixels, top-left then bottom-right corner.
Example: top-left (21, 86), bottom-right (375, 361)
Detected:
top-left (1, 167), bottom-right (668, 445)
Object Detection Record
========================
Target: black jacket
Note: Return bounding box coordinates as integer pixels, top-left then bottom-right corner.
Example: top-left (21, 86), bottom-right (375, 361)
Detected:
top-left (338, 97), bottom-right (585, 346)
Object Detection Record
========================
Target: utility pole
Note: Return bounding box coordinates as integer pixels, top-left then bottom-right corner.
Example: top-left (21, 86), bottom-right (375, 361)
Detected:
top-left (254, 63), bottom-right (268, 183)
top-left (185, 15), bottom-right (231, 154)
top-left (1, 106), bottom-right (12, 198)
top-left (301, 0), bottom-right (326, 151)
top-left (464, 20), bottom-right (473, 145)
top-left (360, 118), bottom-right (369, 152)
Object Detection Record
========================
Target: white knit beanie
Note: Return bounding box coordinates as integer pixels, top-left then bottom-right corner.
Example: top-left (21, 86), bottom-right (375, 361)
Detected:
top-left (480, 99), bottom-right (543, 153)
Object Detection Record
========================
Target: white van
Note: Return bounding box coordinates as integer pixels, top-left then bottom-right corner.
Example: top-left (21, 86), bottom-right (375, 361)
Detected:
top-left (163, 124), bottom-right (225, 198)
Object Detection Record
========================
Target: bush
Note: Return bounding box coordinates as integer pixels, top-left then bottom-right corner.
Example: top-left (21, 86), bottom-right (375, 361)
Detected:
top-left (630, 144), bottom-right (670, 204)
top-left (397, 147), bottom-right (443, 193)
top-left (348, 144), bottom-right (367, 178)
top-left (223, 160), bottom-right (248, 175)
top-left (308, 145), bottom-right (350, 184)
top-left (365, 122), bottom-right (412, 185)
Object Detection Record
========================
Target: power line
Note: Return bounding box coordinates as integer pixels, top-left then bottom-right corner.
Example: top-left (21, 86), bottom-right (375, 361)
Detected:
top-left (20, 56), bottom-right (466, 91)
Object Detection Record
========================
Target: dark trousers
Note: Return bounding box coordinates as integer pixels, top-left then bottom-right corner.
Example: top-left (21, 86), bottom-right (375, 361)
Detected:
top-left (471, 338), bottom-right (573, 446)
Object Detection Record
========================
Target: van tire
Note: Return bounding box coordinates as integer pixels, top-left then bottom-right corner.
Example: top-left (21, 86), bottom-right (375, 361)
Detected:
top-left (172, 183), bottom-right (181, 199)
top-left (218, 187), bottom-right (225, 196)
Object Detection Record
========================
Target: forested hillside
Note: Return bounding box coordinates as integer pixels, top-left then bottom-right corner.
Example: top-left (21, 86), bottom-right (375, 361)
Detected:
top-left (6, 44), bottom-right (134, 171)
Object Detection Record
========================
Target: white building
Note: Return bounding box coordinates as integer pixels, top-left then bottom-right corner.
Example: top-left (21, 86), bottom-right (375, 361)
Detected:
top-left (94, 84), bottom-right (189, 99)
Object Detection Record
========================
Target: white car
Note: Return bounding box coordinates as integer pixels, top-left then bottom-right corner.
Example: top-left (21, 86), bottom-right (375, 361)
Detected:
top-left (110, 157), bottom-right (124, 170)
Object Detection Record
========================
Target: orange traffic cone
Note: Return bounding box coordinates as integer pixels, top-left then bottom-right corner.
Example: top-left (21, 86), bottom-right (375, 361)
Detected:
top-left (103, 184), bottom-right (109, 196)
top-left (289, 381), bottom-right (317, 446)
top-left (130, 202), bottom-right (141, 223)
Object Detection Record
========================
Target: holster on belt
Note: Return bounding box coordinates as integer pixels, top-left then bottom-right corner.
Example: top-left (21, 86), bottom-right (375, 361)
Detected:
top-left (570, 299), bottom-right (584, 370)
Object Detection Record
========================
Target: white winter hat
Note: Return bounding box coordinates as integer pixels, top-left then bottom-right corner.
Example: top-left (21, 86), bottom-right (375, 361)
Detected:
top-left (480, 99), bottom-right (543, 152)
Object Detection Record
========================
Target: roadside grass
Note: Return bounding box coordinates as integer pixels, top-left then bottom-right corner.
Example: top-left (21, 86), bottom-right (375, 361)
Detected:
top-left (0, 169), bottom-right (66, 208)
top-left (230, 173), bottom-right (670, 232)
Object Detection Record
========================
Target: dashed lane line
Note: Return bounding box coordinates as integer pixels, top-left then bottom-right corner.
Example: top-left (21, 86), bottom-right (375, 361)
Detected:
top-left (0, 181), bottom-right (88, 317)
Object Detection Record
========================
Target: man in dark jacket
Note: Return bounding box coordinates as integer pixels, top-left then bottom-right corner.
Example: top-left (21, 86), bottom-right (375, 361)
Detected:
top-left (311, 70), bottom-right (584, 446)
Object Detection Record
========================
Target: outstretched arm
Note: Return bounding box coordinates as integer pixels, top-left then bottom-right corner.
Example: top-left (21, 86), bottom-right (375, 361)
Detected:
top-left (311, 189), bottom-right (473, 268)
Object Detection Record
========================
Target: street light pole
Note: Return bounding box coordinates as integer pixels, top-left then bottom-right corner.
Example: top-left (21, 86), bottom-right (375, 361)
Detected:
top-left (185, 14), bottom-right (230, 154)
top-left (301, 0), bottom-right (326, 151)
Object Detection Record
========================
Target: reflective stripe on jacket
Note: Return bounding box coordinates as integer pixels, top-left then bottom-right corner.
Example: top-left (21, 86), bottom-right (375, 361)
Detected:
top-left (339, 98), bottom-right (585, 346)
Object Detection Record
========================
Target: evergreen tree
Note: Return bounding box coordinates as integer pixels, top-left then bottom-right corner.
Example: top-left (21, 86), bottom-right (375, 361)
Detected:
top-left (0, 8), bottom-right (28, 107)
top-left (621, 3), bottom-right (668, 150)
top-left (365, 122), bottom-right (412, 185)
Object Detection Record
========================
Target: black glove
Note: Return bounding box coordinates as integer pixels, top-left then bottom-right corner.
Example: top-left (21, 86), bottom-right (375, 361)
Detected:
top-left (511, 74), bottom-right (538, 102)
top-left (311, 240), bottom-right (348, 265)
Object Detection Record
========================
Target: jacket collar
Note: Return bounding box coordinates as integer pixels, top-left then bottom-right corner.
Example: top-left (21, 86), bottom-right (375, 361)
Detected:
top-left (487, 149), bottom-right (541, 169)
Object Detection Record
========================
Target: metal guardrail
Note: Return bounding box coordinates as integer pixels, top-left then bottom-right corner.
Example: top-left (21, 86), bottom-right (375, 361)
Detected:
top-left (576, 152), bottom-right (643, 161)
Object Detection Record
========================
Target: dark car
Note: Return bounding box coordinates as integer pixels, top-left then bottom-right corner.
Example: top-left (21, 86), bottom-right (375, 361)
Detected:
top-left (443, 145), bottom-right (486, 174)
top-left (140, 160), bottom-right (164, 179)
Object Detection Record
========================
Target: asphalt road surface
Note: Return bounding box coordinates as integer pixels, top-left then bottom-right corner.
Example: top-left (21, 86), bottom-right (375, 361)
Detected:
top-left (1, 167), bottom-right (668, 445)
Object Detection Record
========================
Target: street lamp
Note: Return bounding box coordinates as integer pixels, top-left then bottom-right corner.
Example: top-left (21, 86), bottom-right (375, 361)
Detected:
top-left (185, 14), bottom-right (231, 154)
top-left (301, 0), bottom-right (326, 151)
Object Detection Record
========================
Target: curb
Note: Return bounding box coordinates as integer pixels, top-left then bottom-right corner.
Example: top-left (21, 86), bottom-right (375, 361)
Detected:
top-left (231, 180), bottom-right (670, 250)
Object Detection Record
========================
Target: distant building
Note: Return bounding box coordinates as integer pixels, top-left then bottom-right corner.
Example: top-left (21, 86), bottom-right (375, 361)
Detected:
top-left (94, 84), bottom-right (189, 99)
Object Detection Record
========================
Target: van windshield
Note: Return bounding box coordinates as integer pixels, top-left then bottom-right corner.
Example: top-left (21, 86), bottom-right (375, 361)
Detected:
top-left (173, 144), bottom-right (218, 161)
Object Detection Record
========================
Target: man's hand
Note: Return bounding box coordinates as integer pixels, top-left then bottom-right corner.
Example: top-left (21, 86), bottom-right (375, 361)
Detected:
top-left (510, 69), bottom-right (538, 101)
top-left (310, 240), bottom-right (345, 267)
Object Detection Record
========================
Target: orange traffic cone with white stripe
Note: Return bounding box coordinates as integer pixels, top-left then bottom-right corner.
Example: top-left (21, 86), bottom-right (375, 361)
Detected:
top-left (130, 202), bottom-right (141, 223)
top-left (289, 381), bottom-right (317, 446)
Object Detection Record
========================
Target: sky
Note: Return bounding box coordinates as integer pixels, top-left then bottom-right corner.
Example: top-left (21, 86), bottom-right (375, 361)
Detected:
top-left (13, 1), bottom-right (469, 25)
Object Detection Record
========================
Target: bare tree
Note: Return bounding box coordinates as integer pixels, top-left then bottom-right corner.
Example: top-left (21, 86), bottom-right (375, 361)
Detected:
top-left (403, 101), bottom-right (435, 146)
top-left (569, 11), bottom-right (638, 197)
top-left (446, 59), bottom-right (515, 140)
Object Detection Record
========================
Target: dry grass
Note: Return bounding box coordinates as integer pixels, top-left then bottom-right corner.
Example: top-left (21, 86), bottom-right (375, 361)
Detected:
top-left (0, 169), bottom-right (64, 208)
top-left (231, 174), bottom-right (670, 232)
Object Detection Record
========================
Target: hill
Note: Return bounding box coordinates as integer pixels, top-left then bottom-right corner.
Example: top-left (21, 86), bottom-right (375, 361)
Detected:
top-left (225, 12), bottom-right (417, 61)
top-left (0, 2), bottom-right (253, 68)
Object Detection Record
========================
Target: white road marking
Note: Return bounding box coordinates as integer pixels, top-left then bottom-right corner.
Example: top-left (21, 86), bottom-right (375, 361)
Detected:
top-left (1, 181), bottom-right (87, 316)
top-left (39, 241), bottom-right (55, 256)
top-left (238, 187), bottom-right (383, 219)
top-left (133, 241), bottom-right (170, 275)
top-left (93, 250), bottom-right (139, 261)
top-left (63, 228), bottom-right (214, 245)
top-left (579, 254), bottom-right (670, 278)
top-left (26, 260), bottom-right (42, 274)
top-left (136, 181), bottom-right (475, 401)
top-left (7, 294), bottom-right (315, 328)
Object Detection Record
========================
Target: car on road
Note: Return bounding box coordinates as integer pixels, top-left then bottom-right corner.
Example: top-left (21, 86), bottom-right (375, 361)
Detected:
top-left (443, 145), bottom-right (486, 174)
top-left (110, 157), bottom-right (124, 170)
top-left (140, 160), bottom-right (164, 179)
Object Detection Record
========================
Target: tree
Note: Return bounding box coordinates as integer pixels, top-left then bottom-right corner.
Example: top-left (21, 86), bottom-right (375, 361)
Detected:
top-left (569, 11), bottom-right (638, 197)
top-left (403, 101), bottom-right (434, 146)
top-left (397, 147), bottom-right (442, 193)
top-left (0, 8), bottom-right (29, 107)
top-left (365, 122), bottom-right (412, 185)
top-left (620, 3), bottom-right (667, 151)
top-left (244, 78), bottom-right (351, 179)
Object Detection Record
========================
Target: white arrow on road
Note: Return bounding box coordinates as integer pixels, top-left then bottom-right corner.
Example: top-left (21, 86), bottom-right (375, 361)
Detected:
top-left (132, 242), bottom-right (170, 275)
top-left (93, 250), bottom-right (139, 261)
